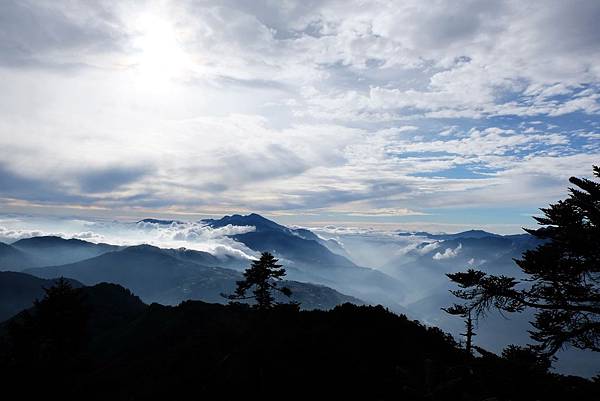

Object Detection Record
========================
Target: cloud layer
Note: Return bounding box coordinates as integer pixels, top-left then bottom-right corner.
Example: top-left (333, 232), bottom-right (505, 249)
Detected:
top-left (0, 215), bottom-right (258, 259)
top-left (0, 0), bottom-right (599, 227)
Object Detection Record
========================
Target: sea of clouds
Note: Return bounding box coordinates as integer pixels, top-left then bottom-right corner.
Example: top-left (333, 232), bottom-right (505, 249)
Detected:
top-left (0, 215), bottom-right (259, 260)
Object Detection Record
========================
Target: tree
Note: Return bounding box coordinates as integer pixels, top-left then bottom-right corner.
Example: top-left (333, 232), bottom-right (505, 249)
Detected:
top-left (226, 252), bottom-right (293, 310)
top-left (8, 277), bottom-right (88, 367)
top-left (501, 345), bottom-right (552, 374)
top-left (446, 166), bottom-right (600, 356)
top-left (442, 304), bottom-right (476, 355)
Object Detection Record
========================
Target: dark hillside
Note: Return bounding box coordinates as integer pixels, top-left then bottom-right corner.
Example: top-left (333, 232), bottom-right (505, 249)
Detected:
top-left (0, 271), bottom-right (82, 322)
top-left (1, 291), bottom-right (597, 400)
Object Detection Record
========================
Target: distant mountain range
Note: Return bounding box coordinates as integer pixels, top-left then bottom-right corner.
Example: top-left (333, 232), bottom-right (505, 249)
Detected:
top-left (0, 214), bottom-right (538, 318)
top-left (137, 218), bottom-right (184, 225)
top-left (1, 236), bottom-right (119, 270)
top-left (379, 231), bottom-right (544, 328)
top-left (0, 213), bottom-right (402, 311)
top-left (396, 229), bottom-right (532, 241)
top-left (382, 232), bottom-right (543, 290)
top-left (0, 219), bottom-right (366, 321)
top-left (201, 213), bottom-right (408, 310)
top-left (21, 244), bottom-right (360, 310)
top-left (375, 230), bottom-right (598, 377)
top-left (0, 214), bottom-right (597, 376)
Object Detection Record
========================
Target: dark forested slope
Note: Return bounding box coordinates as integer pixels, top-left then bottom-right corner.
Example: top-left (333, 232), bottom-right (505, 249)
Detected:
top-left (0, 284), bottom-right (597, 401)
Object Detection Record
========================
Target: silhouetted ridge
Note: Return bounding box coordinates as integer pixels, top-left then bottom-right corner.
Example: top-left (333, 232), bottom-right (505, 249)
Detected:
top-left (8, 236), bottom-right (119, 269)
top-left (397, 229), bottom-right (504, 240)
top-left (203, 212), bottom-right (286, 232)
top-left (0, 271), bottom-right (82, 322)
top-left (80, 282), bottom-right (147, 334)
top-left (1, 296), bottom-right (597, 400)
top-left (13, 236), bottom-right (90, 247)
top-left (137, 218), bottom-right (184, 225)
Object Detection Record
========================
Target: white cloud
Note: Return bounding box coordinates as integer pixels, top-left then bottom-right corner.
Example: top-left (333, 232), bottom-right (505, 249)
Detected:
top-left (0, 226), bottom-right (57, 241)
top-left (0, 0), bottom-right (598, 223)
top-left (0, 216), bottom-right (259, 260)
top-left (432, 243), bottom-right (462, 260)
top-left (72, 231), bottom-right (106, 242)
top-left (419, 242), bottom-right (442, 255)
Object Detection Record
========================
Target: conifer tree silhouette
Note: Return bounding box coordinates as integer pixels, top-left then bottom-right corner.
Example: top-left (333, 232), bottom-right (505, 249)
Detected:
top-left (501, 345), bottom-right (551, 374)
top-left (225, 252), bottom-right (292, 310)
top-left (8, 277), bottom-right (88, 369)
top-left (446, 166), bottom-right (600, 356)
top-left (442, 304), bottom-right (476, 355)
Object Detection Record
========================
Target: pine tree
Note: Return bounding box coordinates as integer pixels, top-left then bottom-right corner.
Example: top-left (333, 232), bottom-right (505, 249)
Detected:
top-left (8, 277), bottom-right (88, 368)
top-left (226, 252), bottom-right (293, 310)
top-left (442, 304), bottom-right (476, 355)
top-left (446, 166), bottom-right (600, 355)
top-left (501, 345), bottom-right (551, 374)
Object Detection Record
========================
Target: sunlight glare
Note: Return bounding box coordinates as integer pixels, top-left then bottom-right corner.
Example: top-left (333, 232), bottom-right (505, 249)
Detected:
top-left (131, 13), bottom-right (191, 88)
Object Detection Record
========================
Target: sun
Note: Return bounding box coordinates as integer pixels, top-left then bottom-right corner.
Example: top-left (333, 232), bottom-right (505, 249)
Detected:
top-left (130, 13), bottom-right (191, 87)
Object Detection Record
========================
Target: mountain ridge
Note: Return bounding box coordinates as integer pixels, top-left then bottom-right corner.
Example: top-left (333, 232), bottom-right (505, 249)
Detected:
top-left (22, 244), bottom-right (361, 310)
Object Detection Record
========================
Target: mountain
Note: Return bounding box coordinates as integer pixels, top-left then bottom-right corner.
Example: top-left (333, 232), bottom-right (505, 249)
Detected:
top-left (137, 218), bottom-right (184, 225)
top-left (79, 282), bottom-right (148, 334)
top-left (24, 244), bottom-right (360, 310)
top-left (378, 233), bottom-right (600, 377)
top-left (2, 297), bottom-right (597, 400)
top-left (0, 271), bottom-right (82, 322)
top-left (160, 246), bottom-right (248, 270)
top-left (0, 242), bottom-right (34, 271)
top-left (0, 281), bottom-right (147, 338)
top-left (202, 213), bottom-right (408, 309)
top-left (203, 213), bottom-right (356, 268)
top-left (397, 229), bottom-right (502, 240)
top-left (203, 212), bottom-right (285, 231)
top-left (383, 233), bottom-right (542, 285)
top-left (9, 236), bottom-right (119, 269)
top-left (379, 235), bottom-right (546, 322)
top-left (427, 229), bottom-right (502, 240)
top-left (25, 244), bottom-right (213, 300)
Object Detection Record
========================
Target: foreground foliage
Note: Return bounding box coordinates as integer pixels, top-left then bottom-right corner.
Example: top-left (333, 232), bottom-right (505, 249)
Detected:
top-left (225, 251), bottom-right (293, 309)
top-left (447, 166), bottom-right (600, 355)
top-left (0, 281), bottom-right (598, 400)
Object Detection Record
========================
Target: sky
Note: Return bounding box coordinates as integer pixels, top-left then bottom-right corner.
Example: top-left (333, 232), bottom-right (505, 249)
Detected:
top-left (0, 0), bottom-right (599, 233)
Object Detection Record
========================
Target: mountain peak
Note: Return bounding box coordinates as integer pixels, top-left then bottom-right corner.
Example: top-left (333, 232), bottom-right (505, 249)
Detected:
top-left (12, 236), bottom-right (88, 247)
top-left (397, 229), bottom-right (502, 240)
top-left (460, 229), bottom-right (497, 235)
top-left (138, 218), bottom-right (184, 225)
top-left (203, 213), bottom-right (285, 232)
top-left (121, 244), bottom-right (163, 253)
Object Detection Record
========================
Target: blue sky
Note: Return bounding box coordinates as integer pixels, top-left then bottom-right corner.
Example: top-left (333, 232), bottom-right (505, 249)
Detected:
top-left (0, 0), bottom-right (599, 233)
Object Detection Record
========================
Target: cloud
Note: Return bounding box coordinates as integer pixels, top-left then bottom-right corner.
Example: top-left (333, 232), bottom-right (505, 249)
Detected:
top-left (390, 127), bottom-right (568, 157)
top-left (0, 0), bottom-right (598, 224)
top-left (0, 1), bottom-right (126, 68)
top-left (0, 226), bottom-right (57, 241)
top-left (78, 165), bottom-right (153, 193)
top-left (71, 231), bottom-right (106, 241)
top-left (432, 243), bottom-right (462, 260)
top-left (130, 220), bottom-right (258, 258)
top-left (419, 242), bottom-right (441, 255)
top-left (0, 215), bottom-right (259, 260)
